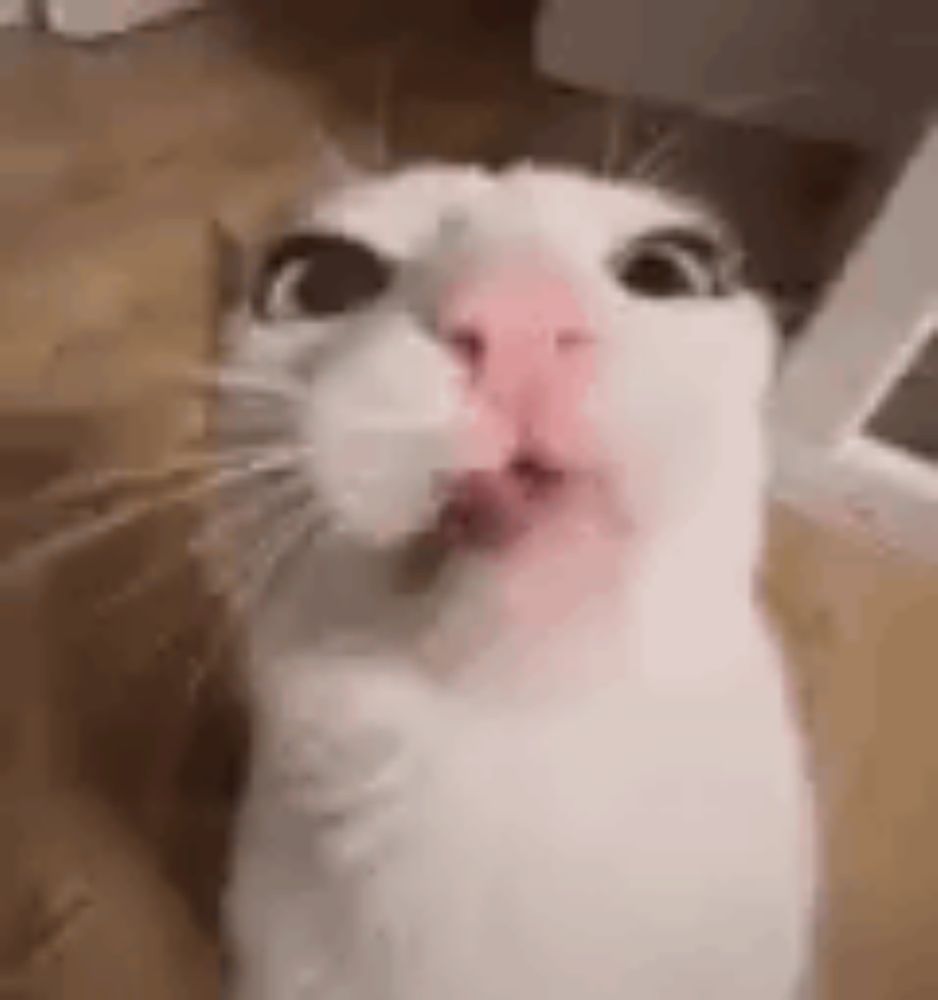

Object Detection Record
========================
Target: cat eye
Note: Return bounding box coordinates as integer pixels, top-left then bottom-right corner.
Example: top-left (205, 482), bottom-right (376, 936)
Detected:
top-left (613, 226), bottom-right (742, 300)
top-left (252, 231), bottom-right (392, 321)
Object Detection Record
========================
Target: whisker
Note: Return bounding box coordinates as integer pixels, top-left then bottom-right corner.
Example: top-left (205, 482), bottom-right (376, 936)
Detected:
top-left (74, 352), bottom-right (309, 406)
top-left (1, 447), bottom-right (258, 513)
top-left (149, 362), bottom-right (309, 404)
top-left (193, 473), bottom-right (311, 559)
top-left (628, 84), bottom-right (822, 184)
top-left (142, 577), bottom-right (249, 829)
top-left (94, 473), bottom-right (311, 616)
top-left (223, 499), bottom-right (325, 620)
top-left (628, 113), bottom-right (692, 186)
top-left (16, 359), bottom-right (308, 416)
top-left (600, 96), bottom-right (626, 178)
top-left (0, 450), bottom-right (306, 583)
top-left (372, 44), bottom-right (398, 169)
top-left (0, 442), bottom-right (310, 517)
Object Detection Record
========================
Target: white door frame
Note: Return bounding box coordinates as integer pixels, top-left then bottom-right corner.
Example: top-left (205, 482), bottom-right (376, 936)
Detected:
top-left (769, 121), bottom-right (938, 562)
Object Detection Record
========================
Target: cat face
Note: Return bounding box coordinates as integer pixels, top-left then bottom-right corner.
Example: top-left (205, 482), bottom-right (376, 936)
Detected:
top-left (218, 164), bottom-right (775, 599)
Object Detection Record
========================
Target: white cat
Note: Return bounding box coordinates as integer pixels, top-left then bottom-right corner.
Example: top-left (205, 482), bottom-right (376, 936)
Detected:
top-left (215, 163), bottom-right (818, 1000)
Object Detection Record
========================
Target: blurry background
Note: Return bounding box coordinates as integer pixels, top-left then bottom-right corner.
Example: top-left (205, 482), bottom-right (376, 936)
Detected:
top-left (0, 2), bottom-right (937, 998)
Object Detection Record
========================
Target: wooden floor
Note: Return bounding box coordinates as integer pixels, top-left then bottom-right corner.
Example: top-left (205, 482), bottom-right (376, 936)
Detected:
top-left (1, 8), bottom-right (937, 999)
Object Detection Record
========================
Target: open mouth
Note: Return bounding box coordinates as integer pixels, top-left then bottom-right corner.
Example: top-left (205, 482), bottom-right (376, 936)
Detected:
top-left (438, 452), bottom-right (571, 551)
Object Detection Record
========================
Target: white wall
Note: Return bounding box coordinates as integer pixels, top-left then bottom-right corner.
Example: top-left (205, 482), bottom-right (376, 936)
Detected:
top-left (0, 0), bottom-right (29, 27)
top-left (45, 0), bottom-right (200, 38)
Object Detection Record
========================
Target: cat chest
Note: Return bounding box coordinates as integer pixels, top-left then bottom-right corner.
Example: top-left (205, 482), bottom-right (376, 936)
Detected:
top-left (288, 684), bottom-right (813, 1000)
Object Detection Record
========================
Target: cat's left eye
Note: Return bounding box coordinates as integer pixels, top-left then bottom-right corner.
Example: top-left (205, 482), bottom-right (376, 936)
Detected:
top-left (252, 231), bottom-right (393, 322)
top-left (613, 226), bottom-right (742, 300)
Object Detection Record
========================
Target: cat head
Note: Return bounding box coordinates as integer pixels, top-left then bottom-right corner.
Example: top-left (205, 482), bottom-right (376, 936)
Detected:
top-left (214, 163), bottom-right (776, 632)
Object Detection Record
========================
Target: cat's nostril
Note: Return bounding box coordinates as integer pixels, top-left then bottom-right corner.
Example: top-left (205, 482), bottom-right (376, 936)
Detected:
top-left (446, 326), bottom-right (487, 371)
top-left (555, 327), bottom-right (593, 353)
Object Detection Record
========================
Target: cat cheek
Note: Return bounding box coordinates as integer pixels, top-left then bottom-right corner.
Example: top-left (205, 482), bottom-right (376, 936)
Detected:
top-left (302, 329), bottom-right (463, 546)
top-left (581, 376), bottom-right (631, 469)
top-left (312, 428), bottom-right (451, 546)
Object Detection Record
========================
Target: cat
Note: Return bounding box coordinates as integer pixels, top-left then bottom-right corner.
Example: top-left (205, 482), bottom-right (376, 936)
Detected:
top-left (213, 162), bottom-right (818, 1000)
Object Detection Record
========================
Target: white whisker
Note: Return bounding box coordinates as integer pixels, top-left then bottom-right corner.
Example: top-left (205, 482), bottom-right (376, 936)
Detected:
top-left (108, 352), bottom-right (308, 403)
top-left (0, 442), bottom-right (310, 515)
top-left (600, 96), bottom-right (626, 177)
top-left (158, 365), bottom-right (309, 404)
top-left (372, 44), bottom-right (399, 168)
top-left (94, 474), bottom-right (310, 616)
top-left (629, 84), bottom-right (822, 184)
top-left (193, 473), bottom-right (312, 557)
top-left (0, 450), bottom-right (306, 583)
top-left (223, 500), bottom-right (325, 620)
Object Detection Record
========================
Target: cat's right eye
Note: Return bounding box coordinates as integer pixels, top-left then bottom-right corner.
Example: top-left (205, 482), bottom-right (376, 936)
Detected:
top-left (613, 226), bottom-right (742, 300)
top-left (252, 231), bottom-right (393, 322)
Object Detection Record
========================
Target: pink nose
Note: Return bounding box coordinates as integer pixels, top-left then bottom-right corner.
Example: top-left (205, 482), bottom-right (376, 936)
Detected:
top-left (437, 266), bottom-right (598, 475)
top-left (439, 267), bottom-right (595, 408)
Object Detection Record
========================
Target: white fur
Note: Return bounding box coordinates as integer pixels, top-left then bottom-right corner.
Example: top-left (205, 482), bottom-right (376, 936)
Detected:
top-left (220, 165), bottom-right (817, 999)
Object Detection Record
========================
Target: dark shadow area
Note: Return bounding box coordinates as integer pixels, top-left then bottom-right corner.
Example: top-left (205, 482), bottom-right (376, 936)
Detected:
top-left (0, 399), bottom-right (248, 946)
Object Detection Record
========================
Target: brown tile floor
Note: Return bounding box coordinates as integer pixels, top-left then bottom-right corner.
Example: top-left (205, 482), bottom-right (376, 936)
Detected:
top-left (1, 8), bottom-right (938, 1000)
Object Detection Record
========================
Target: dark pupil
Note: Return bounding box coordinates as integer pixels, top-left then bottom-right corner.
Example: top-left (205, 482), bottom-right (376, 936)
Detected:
top-left (619, 228), bottom-right (734, 299)
top-left (624, 249), bottom-right (695, 297)
top-left (254, 231), bottom-right (390, 319)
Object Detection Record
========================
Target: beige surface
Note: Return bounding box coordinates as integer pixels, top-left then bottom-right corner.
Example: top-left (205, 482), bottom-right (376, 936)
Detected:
top-left (1, 10), bottom-right (937, 999)
top-left (765, 510), bottom-right (938, 1000)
